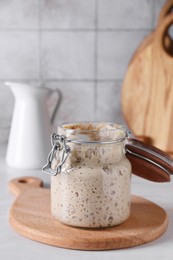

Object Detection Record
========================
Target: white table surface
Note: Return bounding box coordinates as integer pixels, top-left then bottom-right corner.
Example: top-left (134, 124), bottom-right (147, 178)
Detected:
top-left (0, 144), bottom-right (173, 260)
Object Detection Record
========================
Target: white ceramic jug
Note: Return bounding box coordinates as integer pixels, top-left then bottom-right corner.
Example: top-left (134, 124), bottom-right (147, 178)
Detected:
top-left (5, 82), bottom-right (61, 169)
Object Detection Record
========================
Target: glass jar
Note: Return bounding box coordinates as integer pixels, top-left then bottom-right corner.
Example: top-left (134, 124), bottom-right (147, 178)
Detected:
top-left (43, 122), bottom-right (132, 228)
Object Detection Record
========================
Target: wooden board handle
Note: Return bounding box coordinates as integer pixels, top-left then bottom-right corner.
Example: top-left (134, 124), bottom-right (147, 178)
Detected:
top-left (158, 0), bottom-right (173, 25)
top-left (155, 13), bottom-right (173, 55)
top-left (9, 177), bottom-right (43, 196)
top-left (126, 138), bottom-right (172, 182)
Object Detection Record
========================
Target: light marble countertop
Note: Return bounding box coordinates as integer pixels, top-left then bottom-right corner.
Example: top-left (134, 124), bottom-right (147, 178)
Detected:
top-left (0, 144), bottom-right (173, 260)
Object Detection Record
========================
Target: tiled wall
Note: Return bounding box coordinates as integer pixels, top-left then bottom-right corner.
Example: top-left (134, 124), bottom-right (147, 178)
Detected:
top-left (0, 0), bottom-right (166, 143)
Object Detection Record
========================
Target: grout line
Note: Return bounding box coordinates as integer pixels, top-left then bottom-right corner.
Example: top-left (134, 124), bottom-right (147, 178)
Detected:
top-left (0, 28), bottom-right (152, 32)
top-left (0, 79), bottom-right (123, 83)
top-left (40, 28), bottom-right (152, 32)
top-left (38, 0), bottom-right (42, 82)
top-left (151, 0), bottom-right (156, 29)
top-left (93, 0), bottom-right (99, 120)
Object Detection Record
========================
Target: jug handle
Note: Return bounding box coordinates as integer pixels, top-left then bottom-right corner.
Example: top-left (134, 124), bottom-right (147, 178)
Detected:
top-left (47, 88), bottom-right (62, 124)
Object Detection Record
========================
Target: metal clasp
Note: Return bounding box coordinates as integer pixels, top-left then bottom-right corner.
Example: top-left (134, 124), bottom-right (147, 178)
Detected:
top-left (42, 133), bottom-right (71, 176)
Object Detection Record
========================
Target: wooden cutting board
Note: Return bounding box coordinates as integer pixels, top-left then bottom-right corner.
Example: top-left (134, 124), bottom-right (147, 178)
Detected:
top-left (122, 13), bottom-right (173, 152)
top-left (130, 0), bottom-right (173, 65)
top-left (9, 177), bottom-right (168, 250)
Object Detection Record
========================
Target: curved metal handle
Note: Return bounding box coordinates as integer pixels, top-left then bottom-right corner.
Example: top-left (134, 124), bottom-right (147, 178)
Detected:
top-left (126, 138), bottom-right (172, 182)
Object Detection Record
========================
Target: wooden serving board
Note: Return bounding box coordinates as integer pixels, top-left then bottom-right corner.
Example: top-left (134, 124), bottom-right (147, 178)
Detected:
top-left (9, 177), bottom-right (168, 250)
top-left (122, 13), bottom-right (173, 152)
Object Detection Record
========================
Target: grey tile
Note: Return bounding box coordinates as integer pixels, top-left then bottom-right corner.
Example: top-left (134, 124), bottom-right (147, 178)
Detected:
top-left (0, 0), bottom-right (39, 29)
top-left (42, 81), bottom-right (95, 125)
top-left (41, 32), bottom-right (95, 80)
top-left (96, 81), bottom-right (125, 125)
top-left (98, 0), bottom-right (153, 29)
top-left (0, 32), bottom-right (39, 80)
top-left (97, 30), bottom-right (150, 80)
top-left (41, 0), bottom-right (95, 29)
top-left (153, 0), bottom-right (167, 28)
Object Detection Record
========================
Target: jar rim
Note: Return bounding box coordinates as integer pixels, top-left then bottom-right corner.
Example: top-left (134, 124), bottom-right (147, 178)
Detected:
top-left (58, 121), bottom-right (129, 144)
top-left (59, 121), bottom-right (124, 132)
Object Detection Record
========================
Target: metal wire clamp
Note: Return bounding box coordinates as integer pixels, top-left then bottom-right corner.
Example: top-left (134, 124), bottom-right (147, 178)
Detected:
top-left (42, 133), bottom-right (71, 176)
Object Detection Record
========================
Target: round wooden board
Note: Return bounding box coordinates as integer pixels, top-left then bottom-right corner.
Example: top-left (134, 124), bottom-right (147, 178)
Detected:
top-left (9, 177), bottom-right (168, 251)
top-left (122, 1), bottom-right (173, 153)
top-left (122, 13), bottom-right (173, 152)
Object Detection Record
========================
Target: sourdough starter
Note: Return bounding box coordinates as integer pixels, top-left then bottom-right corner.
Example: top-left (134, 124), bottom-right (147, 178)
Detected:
top-left (51, 123), bottom-right (131, 228)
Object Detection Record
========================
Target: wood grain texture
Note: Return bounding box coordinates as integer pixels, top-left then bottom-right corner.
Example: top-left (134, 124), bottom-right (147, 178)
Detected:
top-left (9, 177), bottom-right (168, 250)
top-left (122, 13), bottom-right (173, 152)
